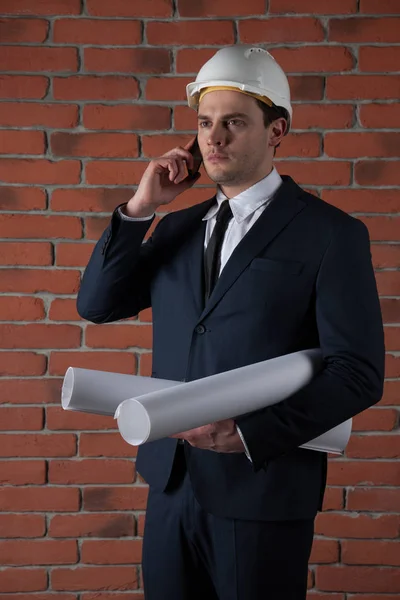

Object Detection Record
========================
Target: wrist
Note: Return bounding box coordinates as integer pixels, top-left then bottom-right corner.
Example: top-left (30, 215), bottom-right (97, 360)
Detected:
top-left (123, 201), bottom-right (157, 219)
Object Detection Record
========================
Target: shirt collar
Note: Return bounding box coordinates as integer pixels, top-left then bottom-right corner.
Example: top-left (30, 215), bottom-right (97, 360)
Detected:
top-left (203, 167), bottom-right (282, 223)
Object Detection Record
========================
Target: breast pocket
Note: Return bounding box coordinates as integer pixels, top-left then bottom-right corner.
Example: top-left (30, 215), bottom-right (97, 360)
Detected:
top-left (250, 257), bottom-right (304, 275)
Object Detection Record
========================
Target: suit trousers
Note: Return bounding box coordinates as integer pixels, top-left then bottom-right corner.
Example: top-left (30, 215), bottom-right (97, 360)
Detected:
top-left (142, 446), bottom-right (314, 600)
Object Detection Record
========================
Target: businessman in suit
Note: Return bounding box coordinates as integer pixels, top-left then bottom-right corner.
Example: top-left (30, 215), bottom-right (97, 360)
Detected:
top-left (77, 46), bottom-right (385, 600)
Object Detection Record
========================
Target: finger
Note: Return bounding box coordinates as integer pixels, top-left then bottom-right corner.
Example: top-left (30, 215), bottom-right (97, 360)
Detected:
top-left (166, 158), bottom-right (178, 182)
top-left (173, 171), bottom-right (201, 193)
top-left (165, 146), bottom-right (194, 171)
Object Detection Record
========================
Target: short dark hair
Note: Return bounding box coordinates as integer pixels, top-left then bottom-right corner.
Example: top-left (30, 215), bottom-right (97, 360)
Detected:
top-left (255, 99), bottom-right (289, 129)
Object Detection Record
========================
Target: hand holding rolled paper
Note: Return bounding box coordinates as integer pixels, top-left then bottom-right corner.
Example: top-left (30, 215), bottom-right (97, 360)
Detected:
top-left (62, 349), bottom-right (352, 454)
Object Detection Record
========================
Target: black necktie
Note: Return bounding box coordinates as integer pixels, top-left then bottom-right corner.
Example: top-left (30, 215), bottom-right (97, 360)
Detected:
top-left (204, 200), bottom-right (233, 299)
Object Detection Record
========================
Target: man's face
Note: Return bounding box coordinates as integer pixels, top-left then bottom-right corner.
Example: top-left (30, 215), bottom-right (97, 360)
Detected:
top-left (197, 90), bottom-right (272, 190)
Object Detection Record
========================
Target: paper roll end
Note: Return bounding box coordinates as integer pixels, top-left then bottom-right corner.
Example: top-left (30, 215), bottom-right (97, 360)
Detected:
top-left (116, 399), bottom-right (151, 446)
top-left (61, 367), bottom-right (75, 410)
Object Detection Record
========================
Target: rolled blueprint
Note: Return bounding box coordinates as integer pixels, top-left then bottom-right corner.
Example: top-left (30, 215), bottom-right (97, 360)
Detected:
top-left (114, 349), bottom-right (352, 454)
top-left (62, 367), bottom-right (181, 416)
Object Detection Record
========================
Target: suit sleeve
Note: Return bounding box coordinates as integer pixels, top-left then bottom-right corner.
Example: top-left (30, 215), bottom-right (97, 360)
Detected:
top-left (77, 205), bottom-right (169, 324)
top-left (235, 217), bottom-right (385, 471)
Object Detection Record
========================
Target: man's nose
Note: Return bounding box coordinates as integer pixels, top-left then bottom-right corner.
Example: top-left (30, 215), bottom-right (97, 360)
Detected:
top-left (207, 125), bottom-right (227, 147)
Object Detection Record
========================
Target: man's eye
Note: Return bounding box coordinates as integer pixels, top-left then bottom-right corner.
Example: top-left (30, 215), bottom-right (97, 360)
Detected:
top-left (199, 121), bottom-right (210, 127)
top-left (228, 120), bottom-right (244, 126)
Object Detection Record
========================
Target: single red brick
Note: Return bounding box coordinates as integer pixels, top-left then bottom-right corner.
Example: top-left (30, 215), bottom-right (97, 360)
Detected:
top-left (0, 568), bottom-right (47, 592)
top-left (0, 407), bottom-right (43, 431)
top-left (0, 296), bottom-right (45, 320)
top-left (380, 299), bottom-right (400, 325)
top-left (276, 160), bottom-right (351, 186)
top-left (79, 432), bottom-right (137, 458)
top-left (327, 75), bottom-right (400, 100)
top-left (316, 565), bottom-right (400, 593)
top-left (85, 161), bottom-right (147, 186)
top-left (0, 102), bottom-right (78, 128)
top-left (360, 0), bottom-right (400, 12)
top-left (49, 298), bottom-right (82, 321)
top-left (289, 75), bottom-right (324, 100)
top-left (0, 460), bottom-right (46, 485)
top-left (240, 17), bottom-right (325, 43)
top-left (51, 132), bottom-right (139, 158)
top-left (322, 189), bottom-right (400, 214)
top-left (84, 48), bottom-right (171, 74)
top-left (360, 103), bottom-right (400, 128)
top-left (49, 459), bottom-right (135, 484)
top-left (0, 540), bottom-right (78, 566)
top-left (310, 539), bottom-right (339, 564)
top-left (49, 351), bottom-right (136, 376)
top-left (0, 46), bottom-right (78, 72)
top-left (371, 245), bottom-right (400, 269)
top-left (51, 566), bottom-right (138, 592)
top-left (0, 18), bottom-right (49, 42)
top-left (355, 161), bottom-right (400, 186)
top-left (271, 46), bottom-right (354, 73)
top-left (321, 487), bottom-right (344, 511)
top-left (0, 324), bottom-right (81, 349)
top-left (270, 0), bottom-right (357, 11)
top-left (0, 159), bottom-right (81, 184)
top-left (0, 378), bottom-right (62, 405)
top-left (329, 17), bottom-right (400, 42)
top-left (0, 186), bottom-right (46, 210)
top-left (359, 46), bottom-right (400, 72)
top-left (347, 488), bottom-right (400, 512)
top-left (0, 352), bottom-right (47, 377)
top-left (325, 132), bottom-right (400, 158)
top-left (178, 0), bottom-right (265, 16)
top-left (145, 76), bottom-right (194, 101)
top-left (343, 540), bottom-right (400, 566)
top-left (0, 433), bottom-right (76, 458)
top-left (81, 539), bottom-right (142, 564)
top-left (358, 215), bottom-right (400, 242)
top-left (147, 20), bottom-right (235, 45)
top-left (49, 513), bottom-right (134, 538)
top-left (56, 243), bottom-right (95, 267)
top-left (0, 0), bottom-right (81, 15)
top-left (327, 460), bottom-right (399, 486)
top-left (54, 18), bottom-right (141, 44)
top-left (83, 486), bottom-right (148, 511)
top-left (0, 75), bottom-right (48, 99)
top-left (0, 242), bottom-right (52, 266)
top-left (0, 514), bottom-right (45, 538)
top-left (53, 76), bottom-right (139, 101)
top-left (85, 324), bottom-right (152, 349)
top-left (315, 513), bottom-right (399, 538)
top-left (385, 354), bottom-right (400, 377)
top-left (83, 104), bottom-right (171, 131)
top-left (51, 187), bottom-right (132, 212)
top-left (0, 269), bottom-right (80, 294)
top-left (46, 406), bottom-right (114, 431)
top-left (86, 0), bottom-right (172, 16)
top-left (0, 487), bottom-right (80, 512)
top-left (346, 434), bottom-right (400, 459)
top-left (0, 215), bottom-right (82, 239)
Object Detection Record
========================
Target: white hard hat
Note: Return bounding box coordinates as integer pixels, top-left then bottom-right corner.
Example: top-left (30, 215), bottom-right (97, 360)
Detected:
top-left (186, 45), bottom-right (292, 129)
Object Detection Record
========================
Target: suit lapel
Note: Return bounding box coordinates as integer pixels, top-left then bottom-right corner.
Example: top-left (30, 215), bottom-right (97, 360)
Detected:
top-left (198, 177), bottom-right (307, 321)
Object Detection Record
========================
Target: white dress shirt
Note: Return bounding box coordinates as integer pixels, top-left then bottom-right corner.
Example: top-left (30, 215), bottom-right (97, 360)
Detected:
top-left (119, 167), bottom-right (283, 460)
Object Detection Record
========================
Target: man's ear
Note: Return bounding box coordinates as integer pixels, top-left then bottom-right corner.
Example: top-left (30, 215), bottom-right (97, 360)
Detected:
top-left (269, 117), bottom-right (287, 149)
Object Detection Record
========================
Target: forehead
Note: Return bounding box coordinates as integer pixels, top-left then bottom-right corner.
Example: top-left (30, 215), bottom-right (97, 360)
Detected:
top-left (198, 90), bottom-right (258, 117)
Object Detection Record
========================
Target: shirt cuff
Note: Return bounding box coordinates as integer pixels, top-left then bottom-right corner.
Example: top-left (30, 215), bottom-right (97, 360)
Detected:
top-left (236, 424), bottom-right (253, 462)
top-left (117, 206), bottom-right (155, 222)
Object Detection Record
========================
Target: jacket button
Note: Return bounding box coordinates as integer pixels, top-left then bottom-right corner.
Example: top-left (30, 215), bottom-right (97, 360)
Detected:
top-left (195, 324), bottom-right (206, 335)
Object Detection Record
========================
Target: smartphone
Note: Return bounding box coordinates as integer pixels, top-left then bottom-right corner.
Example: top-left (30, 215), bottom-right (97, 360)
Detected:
top-left (187, 136), bottom-right (203, 177)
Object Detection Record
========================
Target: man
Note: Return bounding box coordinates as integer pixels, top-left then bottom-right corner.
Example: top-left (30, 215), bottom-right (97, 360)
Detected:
top-left (77, 46), bottom-right (385, 600)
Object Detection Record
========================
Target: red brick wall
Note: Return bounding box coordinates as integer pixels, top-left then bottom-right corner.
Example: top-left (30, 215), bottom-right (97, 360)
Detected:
top-left (0, 0), bottom-right (399, 597)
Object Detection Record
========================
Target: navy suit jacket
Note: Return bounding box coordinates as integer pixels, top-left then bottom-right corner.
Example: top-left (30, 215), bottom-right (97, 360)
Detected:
top-left (77, 176), bottom-right (385, 521)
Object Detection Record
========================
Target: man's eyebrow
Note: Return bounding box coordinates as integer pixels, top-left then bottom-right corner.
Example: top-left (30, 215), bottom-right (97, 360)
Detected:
top-left (197, 112), bottom-right (249, 120)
